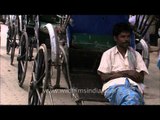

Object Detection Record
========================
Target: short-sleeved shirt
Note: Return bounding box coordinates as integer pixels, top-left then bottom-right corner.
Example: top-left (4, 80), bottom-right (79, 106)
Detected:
top-left (97, 46), bottom-right (149, 94)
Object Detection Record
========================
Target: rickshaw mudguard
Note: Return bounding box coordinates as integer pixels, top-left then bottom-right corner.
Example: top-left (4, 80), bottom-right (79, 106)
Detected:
top-left (44, 23), bottom-right (59, 63)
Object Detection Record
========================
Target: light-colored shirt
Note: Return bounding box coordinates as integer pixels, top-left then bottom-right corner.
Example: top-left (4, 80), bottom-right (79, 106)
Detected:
top-left (98, 46), bottom-right (149, 94)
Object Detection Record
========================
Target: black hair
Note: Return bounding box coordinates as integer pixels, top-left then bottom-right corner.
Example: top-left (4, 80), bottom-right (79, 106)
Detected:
top-left (112, 22), bottom-right (131, 36)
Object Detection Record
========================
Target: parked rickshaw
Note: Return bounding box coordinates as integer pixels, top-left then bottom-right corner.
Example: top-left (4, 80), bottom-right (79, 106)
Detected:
top-left (130, 15), bottom-right (157, 68)
top-left (6, 15), bottom-right (20, 65)
top-left (17, 15), bottom-right (39, 87)
top-left (28, 15), bottom-right (156, 105)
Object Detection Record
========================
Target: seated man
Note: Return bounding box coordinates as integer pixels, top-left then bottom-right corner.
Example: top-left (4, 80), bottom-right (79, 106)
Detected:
top-left (97, 22), bottom-right (149, 105)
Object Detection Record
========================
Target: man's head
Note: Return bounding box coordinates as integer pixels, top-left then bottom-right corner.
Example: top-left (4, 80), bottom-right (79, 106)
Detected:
top-left (113, 22), bottom-right (131, 49)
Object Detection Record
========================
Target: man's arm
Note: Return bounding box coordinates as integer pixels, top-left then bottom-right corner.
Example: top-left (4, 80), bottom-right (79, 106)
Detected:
top-left (98, 70), bottom-right (144, 83)
top-left (123, 70), bottom-right (144, 83)
top-left (98, 71), bottom-right (123, 82)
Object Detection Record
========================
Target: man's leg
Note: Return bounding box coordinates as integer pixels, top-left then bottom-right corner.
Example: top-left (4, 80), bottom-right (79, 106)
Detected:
top-left (116, 86), bottom-right (144, 105)
top-left (104, 80), bottom-right (144, 105)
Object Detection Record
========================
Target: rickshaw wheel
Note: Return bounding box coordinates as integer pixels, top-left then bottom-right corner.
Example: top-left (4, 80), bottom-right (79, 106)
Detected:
top-left (6, 26), bottom-right (12, 54)
top-left (17, 32), bottom-right (29, 87)
top-left (11, 31), bottom-right (16, 65)
top-left (10, 26), bottom-right (17, 65)
top-left (28, 44), bottom-right (48, 105)
top-left (6, 37), bottom-right (11, 54)
top-left (28, 37), bottom-right (34, 61)
top-left (59, 45), bottom-right (70, 89)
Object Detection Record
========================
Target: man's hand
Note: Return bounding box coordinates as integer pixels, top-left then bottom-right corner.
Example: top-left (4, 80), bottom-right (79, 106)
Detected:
top-left (98, 71), bottom-right (124, 83)
top-left (123, 70), bottom-right (144, 83)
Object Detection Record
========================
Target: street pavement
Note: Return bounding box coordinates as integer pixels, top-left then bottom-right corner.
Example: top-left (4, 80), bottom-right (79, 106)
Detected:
top-left (0, 24), bottom-right (160, 105)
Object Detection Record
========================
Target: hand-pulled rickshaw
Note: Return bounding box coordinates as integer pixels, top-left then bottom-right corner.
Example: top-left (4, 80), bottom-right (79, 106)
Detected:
top-left (27, 15), bottom-right (157, 105)
top-left (17, 15), bottom-right (39, 87)
top-left (6, 15), bottom-right (20, 65)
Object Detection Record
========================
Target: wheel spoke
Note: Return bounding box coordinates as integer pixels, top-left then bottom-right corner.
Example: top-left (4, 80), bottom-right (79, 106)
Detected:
top-left (36, 89), bottom-right (42, 104)
top-left (20, 61), bottom-right (25, 72)
top-left (28, 44), bottom-right (48, 105)
top-left (17, 31), bottom-right (28, 87)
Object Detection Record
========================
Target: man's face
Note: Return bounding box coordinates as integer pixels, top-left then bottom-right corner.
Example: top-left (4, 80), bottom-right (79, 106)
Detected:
top-left (114, 32), bottom-right (130, 49)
